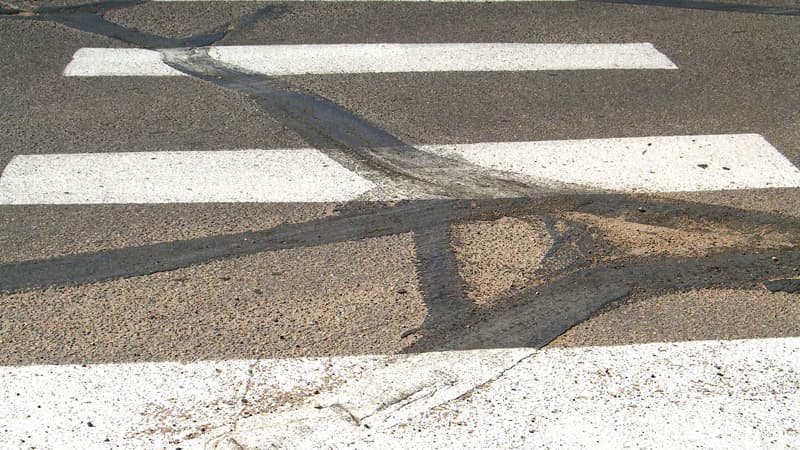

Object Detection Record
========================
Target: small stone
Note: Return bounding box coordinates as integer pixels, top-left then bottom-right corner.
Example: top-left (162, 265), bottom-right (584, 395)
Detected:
top-left (397, 288), bottom-right (408, 294)
top-left (400, 328), bottom-right (418, 339)
top-left (772, 256), bottom-right (779, 262)
top-left (638, 207), bottom-right (646, 213)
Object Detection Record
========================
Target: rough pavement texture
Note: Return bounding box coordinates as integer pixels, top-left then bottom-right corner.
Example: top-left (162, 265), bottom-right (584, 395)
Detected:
top-left (451, 216), bottom-right (552, 305)
top-left (0, 234), bottom-right (425, 365)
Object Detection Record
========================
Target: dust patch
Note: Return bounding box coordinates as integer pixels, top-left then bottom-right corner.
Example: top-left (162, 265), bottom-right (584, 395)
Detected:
top-left (451, 216), bottom-right (553, 305)
top-left (566, 212), bottom-right (796, 258)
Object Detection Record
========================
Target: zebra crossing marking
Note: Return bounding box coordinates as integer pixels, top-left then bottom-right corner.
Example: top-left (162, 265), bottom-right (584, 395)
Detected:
top-left (1, 338), bottom-right (797, 448)
top-left (1, 135), bottom-right (797, 205)
top-left (425, 134), bottom-right (800, 192)
top-left (63, 43), bottom-right (677, 77)
top-left (0, 149), bottom-right (376, 204)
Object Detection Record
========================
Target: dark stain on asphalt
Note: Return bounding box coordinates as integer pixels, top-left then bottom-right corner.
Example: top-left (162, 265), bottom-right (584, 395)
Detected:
top-left (161, 47), bottom-right (549, 200)
top-left (2, 194), bottom-right (799, 355)
top-left (3, 1), bottom-right (284, 49)
top-left (586, 0), bottom-right (800, 16)
top-left (423, 248), bottom-right (800, 352)
top-left (764, 278), bottom-right (800, 294)
top-left (411, 208), bottom-right (474, 338)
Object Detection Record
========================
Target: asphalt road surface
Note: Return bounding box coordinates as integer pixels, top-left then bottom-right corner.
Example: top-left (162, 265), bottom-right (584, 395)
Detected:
top-left (0, 0), bottom-right (799, 448)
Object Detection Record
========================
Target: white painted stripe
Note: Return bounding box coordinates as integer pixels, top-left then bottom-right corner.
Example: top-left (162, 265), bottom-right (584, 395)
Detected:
top-left (1, 338), bottom-right (797, 449)
top-left (63, 43), bottom-right (677, 77)
top-left (0, 150), bottom-right (376, 204)
top-left (422, 134), bottom-right (800, 192)
top-left (63, 48), bottom-right (185, 77)
top-left (209, 43), bottom-right (677, 74)
top-left (2, 135), bottom-right (795, 204)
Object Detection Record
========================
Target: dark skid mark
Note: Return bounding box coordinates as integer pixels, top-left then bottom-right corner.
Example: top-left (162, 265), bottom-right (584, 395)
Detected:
top-left (1, 194), bottom-right (797, 294)
top-left (764, 278), bottom-right (800, 294)
top-left (44, 12), bottom-right (183, 48)
top-left (20, 3), bottom-right (551, 198)
top-left (411, 207), bottom-right (474, 339)
top-left (424, 248), bottom-right (800, 352)
top-left (17, 2), bottom-right (284, 49)
top-left (4, 4), bottom-right (799, 365)
top-left (575, 194), bottom-right (800, 232)
top-left (586, 0), bottom-right (800, 16)
top-left (0, 201), bottom-right (460, 293)
top-left (162, 48), bottom-right (549, 200)
top-left (408, 212), bottom-right (616, 353)
top-left (0, 199), bottom-right (540, 293)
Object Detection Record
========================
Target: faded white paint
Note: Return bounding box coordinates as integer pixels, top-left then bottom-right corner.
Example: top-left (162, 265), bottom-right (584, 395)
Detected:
top-left (1, 338), bottom-right (797, 449)
top-left (63, 43), bottom-right (677, 77)
top-left (422, 134), bottom-right (800, 192)
top-left (0, 149), bottom-right (376, 204)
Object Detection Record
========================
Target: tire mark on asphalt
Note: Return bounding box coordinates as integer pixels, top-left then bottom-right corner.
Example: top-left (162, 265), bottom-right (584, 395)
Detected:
top-left (586, 0), bottom-right (800, 16)
top-left (5, 1), bottom-right (284, 49)
top-left (161, 47), bottom-right (551, 200)
top-left (421, 248), bottom-right (800, 352)
top-left (0, 199), bottom-right (544, 293)
top-left (411, 206), bottom-right (474, 340)
top-left (2, 194), bottom-right (797, 290)
top-left (764, 278), bottom-right (800, 294)
top-left (4, 6), bottom-right (563, 339)
top-left (2, 5), bottom-right (799, 357)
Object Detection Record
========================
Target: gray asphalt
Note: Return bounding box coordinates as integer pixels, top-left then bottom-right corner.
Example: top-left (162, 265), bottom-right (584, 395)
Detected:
top-left (0, 0), bottom-right (798, 365)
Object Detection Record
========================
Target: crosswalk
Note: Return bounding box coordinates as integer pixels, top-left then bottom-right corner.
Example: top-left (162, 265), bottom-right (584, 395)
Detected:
top-left (1, 135), bottom-right (799, 204)
top-left (2, 338), bottom-right (798, 449)
top-left (63, 43), bottom-right (678, 76)
top-left (1, 1), bottom-right (799, 449)
top-left (2, 41), bottom-right (798, 204)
